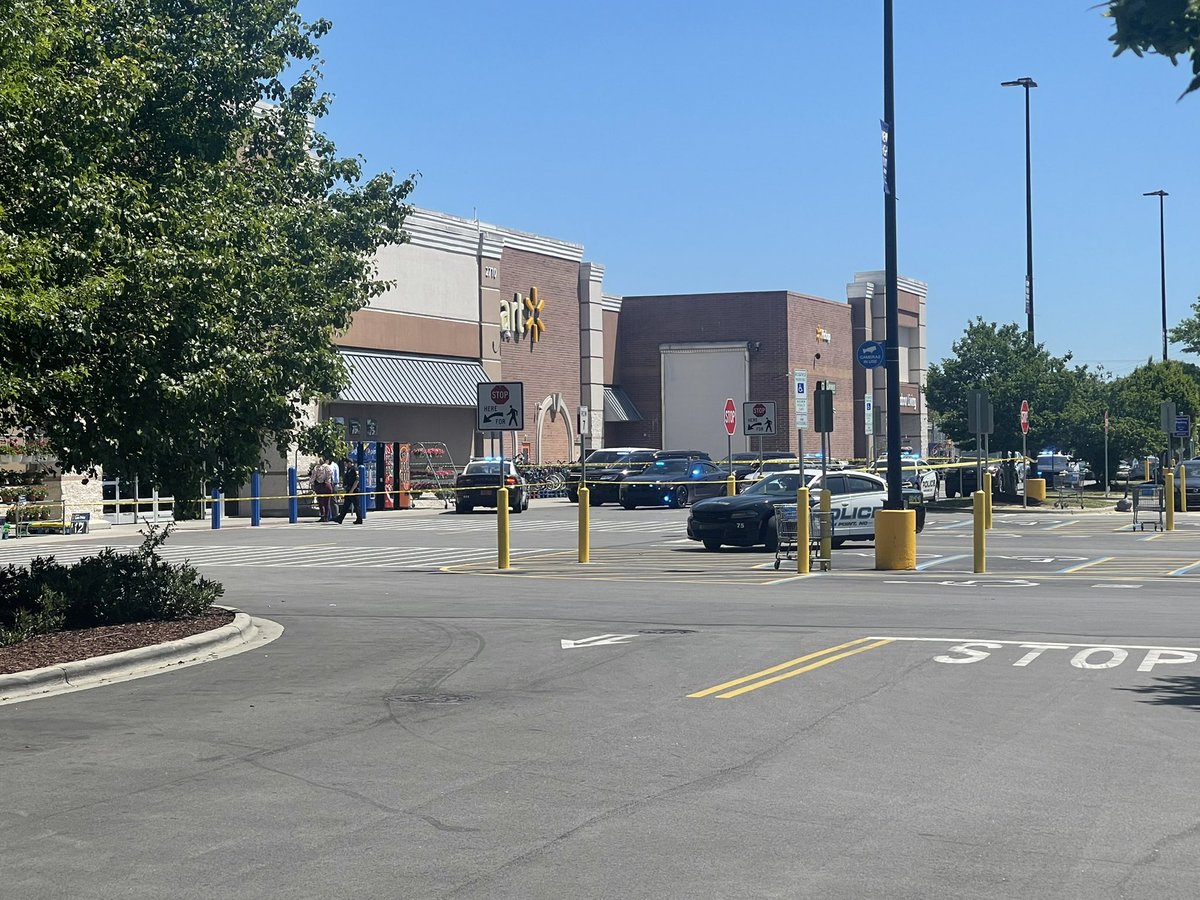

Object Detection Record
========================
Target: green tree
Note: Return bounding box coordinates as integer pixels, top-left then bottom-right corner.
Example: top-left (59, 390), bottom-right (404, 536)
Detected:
top-left (1106, 360), bottom-right (1200, 474)
top-left (1169, 295), bottom-right (1200, 354)
top-left (1104, 0), bottom-right (1200, 98)
top-left (0, 0), bottom-right (415, 501)
top-left (926, 319), bottom-right (1102, 458)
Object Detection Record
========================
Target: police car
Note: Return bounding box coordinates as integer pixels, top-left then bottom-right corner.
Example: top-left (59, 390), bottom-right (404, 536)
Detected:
top-left (687, 469), bottom-right (924, 551)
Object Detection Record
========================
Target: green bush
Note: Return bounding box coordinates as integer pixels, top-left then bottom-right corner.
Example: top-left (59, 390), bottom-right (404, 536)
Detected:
top-left (0, 524), bottom-right (223, 646)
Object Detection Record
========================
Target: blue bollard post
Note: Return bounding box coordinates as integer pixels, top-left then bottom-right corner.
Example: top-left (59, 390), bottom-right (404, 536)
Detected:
top-left (288, 467), bottom-right (298, 523)
top-left (250, 471), bottom-right (261, 527)
top-left (358, 464), bottom-right (368, 522)
top-left (211, 485), bottom-right (221, 529)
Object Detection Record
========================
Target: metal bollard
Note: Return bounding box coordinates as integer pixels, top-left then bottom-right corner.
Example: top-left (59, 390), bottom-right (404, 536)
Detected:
top-left (250, 471), bottom-right (261, 527)
top-left (1181, 465), bottom-right (1188, 514)
top-left (211, 485), bottom-right (222, 529)
top-left (497, 487), bottom-right (511, 569)
top-left (983, 472), bottom-right (993, 530)
top-left (726, 474), bottom-right (737, 497)
top-left (287, 467), bottom-right (298, 523)
top-left (358, 464), bottom-right (368, 522)
top-left (796, 487), bottom-right (810, 575)
top-left (578, 486), bottom-right (590, 563)
top-left (1165, 470), bottom-right (1175, 531)
top-left (820, 489), bottom-right (832, 564)
top-left (973, 490), bottom-right (986, 573)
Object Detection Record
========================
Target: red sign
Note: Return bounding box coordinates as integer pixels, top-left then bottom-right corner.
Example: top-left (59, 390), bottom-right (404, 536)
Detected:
top-left (491, 384), bottom-right (510, 404)
top-left (1020, 399), bottom-right (1030, 435)
top-left (724, 398), bottom-right (737, 436)
top-left (753, 403), bottom-right (767, 417)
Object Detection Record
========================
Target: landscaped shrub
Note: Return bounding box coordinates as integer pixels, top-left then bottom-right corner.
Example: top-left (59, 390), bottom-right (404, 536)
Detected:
top-left (0, 524), bottom-right (223, 646)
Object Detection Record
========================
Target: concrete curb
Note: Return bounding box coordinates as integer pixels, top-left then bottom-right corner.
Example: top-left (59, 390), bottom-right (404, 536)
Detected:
top-left (0, 611), bottom-right (261, 703)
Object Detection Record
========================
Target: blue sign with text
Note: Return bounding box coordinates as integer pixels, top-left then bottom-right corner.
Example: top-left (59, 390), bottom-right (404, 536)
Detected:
top-left (856, 341), bottom-right (885, 369)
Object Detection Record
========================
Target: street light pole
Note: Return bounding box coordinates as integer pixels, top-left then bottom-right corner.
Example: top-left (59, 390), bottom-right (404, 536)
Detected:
top-left (1002, 77), bottom-right (1037, 342)
top-left (1144, 189), bottom-right (1169, 361)
top-left (882, 0), bottom-right (901, 511)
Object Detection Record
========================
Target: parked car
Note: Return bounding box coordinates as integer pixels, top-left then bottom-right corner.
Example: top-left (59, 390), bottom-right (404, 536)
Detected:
top-left (686, 468), bottom-right (925, 551)
top-left (454, 459), bottom-right (528, 514)
top-left (742, 457), bottom-right (802, 485)
top-left (572, 449), bottom-right (659, 506)
top-left (870, 456), bottom-right (938, 502)
top-left (565, 447), bottom-right (657, 503)
top-left (619, 458), bottom-right (729, 509)
top-left (1173, 459), bottom-right (1200, 509)
top-left (943, 455), bottom-right (998, 498)
top-left (652, 449), bottom-right (712, 461)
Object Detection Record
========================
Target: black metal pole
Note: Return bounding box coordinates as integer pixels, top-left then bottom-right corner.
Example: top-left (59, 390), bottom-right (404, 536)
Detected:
top-left (1159, 193), bottom-right (1168, 362)
top-left (883, 0), bottom-right (901, 510)
top-left (1144, 190), bottom-right (1169, 361)
top-left (1023, 85), bottom-right (1034, 341)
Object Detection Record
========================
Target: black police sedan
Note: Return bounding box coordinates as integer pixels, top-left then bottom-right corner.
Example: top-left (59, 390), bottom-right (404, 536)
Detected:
top-left (687, 469), bottom-right (925, 551)
top-left (618, 458), bottom-right (730, 509)
top-left (570, 448), bottom-right (658, 506)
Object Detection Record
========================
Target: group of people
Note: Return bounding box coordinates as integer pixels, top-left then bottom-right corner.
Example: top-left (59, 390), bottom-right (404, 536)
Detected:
top-left (309, 456), bottom-right (364, 524)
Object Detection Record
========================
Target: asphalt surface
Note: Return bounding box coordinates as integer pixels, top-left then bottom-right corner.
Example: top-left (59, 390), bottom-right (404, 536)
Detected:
top-left (4, 498), bottom-right (1200, 899)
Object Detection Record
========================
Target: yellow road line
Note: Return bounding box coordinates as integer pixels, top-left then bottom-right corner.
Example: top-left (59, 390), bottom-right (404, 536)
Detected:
top-left (688, 638), bottom-right (874, 698)
top-left (714, 639), bottom-right (895, 698)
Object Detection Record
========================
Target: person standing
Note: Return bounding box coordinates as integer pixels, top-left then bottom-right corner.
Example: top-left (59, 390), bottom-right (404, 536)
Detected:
top-left (328, 456), bottom-right (342, 522)
top-left (311, 457), bottom-right (334, 522)
top-left (336, 457), bottom-right (364, 524)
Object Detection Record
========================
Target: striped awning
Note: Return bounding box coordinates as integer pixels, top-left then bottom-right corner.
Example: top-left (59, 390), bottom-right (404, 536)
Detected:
top-left (603, 385), bottom-right (642, 422)
top-left (338, 351), bottom-right (488, 407)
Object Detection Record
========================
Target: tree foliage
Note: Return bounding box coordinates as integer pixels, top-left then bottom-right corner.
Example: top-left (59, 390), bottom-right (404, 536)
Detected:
top-left (0, 0), bottom-right (415, 500)
top-left (1169, 295), bottom-right (1200, 354)
top-left (929, 319), bottom-right (1200, 485)
top-left (1104, 0), bottom-right (1200, 97)
top-left (926, 319), bottom-right (1095, 456)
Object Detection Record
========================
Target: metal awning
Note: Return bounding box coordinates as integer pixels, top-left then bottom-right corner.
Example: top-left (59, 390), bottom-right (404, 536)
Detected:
top-left (603, 385), bottom-right (642, 422)
top-left (338, 351), bottom-right (488, 407)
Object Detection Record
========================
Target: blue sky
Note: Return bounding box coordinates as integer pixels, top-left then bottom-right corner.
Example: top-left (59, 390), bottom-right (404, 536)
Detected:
top-left (296, 1), bottom-right (1199, 375)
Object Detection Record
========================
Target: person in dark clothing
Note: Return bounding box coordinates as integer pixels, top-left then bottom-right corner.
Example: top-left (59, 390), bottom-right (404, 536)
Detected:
top-left (336, 458), bottom-right (364, 524)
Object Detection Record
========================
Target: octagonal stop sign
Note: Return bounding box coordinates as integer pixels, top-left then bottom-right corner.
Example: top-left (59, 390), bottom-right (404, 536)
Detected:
top-left (753, 403), bottom-right (767, 417)
top-left (491, 384), bottom-right (510, 405)
top-left (724, 398), bottom-right (737, 436)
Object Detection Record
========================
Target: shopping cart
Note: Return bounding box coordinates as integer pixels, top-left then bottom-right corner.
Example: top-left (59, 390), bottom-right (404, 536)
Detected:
top-left (1132, 483), bottom-right (1164, 531)
top-left (772, 503), bottom-right (832, 571)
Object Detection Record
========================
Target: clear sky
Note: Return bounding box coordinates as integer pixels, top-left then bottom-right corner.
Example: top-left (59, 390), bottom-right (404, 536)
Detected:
top-left (295, 1), bottom-right (1198, 375)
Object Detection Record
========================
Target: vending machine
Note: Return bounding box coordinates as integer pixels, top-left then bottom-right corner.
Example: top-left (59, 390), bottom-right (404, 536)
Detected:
top-left (381, 442), bottom-right (395, 509)
top-left (357, 441), bottom-right (378, 510)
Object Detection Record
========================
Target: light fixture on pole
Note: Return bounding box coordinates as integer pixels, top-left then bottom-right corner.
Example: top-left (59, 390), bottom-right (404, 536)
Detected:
top-left (1001, 77), bottom-right (1037, 341)
top-left (1143, 189), bottom-right (1169, 362)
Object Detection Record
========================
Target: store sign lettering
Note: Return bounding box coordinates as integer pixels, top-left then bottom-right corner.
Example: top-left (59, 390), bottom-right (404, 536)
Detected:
top-left (500, 287), bottom-right (549, 348)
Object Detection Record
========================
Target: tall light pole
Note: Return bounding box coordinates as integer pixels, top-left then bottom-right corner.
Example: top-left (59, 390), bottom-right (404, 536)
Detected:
top-left (1001, 77), bottom-right (1037, 341)
top-left (1143, 189), bottom-right (1169, 361)
top-left (882, 0), bottom-right (901, 511)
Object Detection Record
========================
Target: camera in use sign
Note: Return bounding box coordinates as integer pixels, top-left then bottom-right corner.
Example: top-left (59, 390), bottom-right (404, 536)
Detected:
top-left (476, 381), bottom-right (524, 431)
top-left (742, 401), bottom-right (776, 436)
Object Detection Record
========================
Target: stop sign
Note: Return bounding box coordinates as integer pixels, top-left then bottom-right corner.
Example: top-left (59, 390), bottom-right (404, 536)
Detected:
top-left (724, 398), bottom-right (737, 436)
top-left (1020, 399), bottom-right (1030, 435)
top-left (491, 384), bottom-right (510, 405)
top-left (753, 403), bottom-right (767, 417)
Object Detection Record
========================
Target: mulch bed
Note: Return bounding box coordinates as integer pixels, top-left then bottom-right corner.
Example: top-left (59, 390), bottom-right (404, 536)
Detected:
top-left (0, 608), bottom-right (236, 675)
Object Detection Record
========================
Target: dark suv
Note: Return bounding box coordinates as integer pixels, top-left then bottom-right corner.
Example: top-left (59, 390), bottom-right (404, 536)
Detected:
top-left (570, 448), bottom-right (659, 506)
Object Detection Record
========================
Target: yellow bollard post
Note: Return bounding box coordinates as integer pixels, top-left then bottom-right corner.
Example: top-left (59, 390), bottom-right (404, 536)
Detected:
top-left (983, 472), bottom-right (993, 530)
top-left (577, 485), bottom-right (591, 563)
top-left (820, 489), bottom-right (832, 565)
top-left (796, 487), bottom-right (810, 575)
top-left (726, 474), bottom-right (737, 497)
top-left (1144, 458), bottom-right (1151, 482)
top-left (1180, 465), bottom-right (1188, 514)
top-left (973, 490), bottom-right (986, 573)
top-left (1165, 470), bottom-right (1175, 532)
top-left (497, 487), bottom-right (510, 569)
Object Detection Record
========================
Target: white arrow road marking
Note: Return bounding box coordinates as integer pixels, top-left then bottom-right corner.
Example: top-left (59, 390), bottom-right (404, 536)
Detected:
top-left (560, 633), bottom-right (639, 649)
top-left (935, 579), bottom-right (1040, 587)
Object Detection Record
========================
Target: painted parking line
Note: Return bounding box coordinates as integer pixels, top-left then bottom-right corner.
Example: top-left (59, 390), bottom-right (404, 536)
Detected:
top-left (915, 553), bottom-right (969, 571)
top-left (1056, 557), bottom-right (1114, 574)
top-left (688, 637), bottom-right (893, 699)
top-left (1168, 560), bottom-right (1200, 577)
